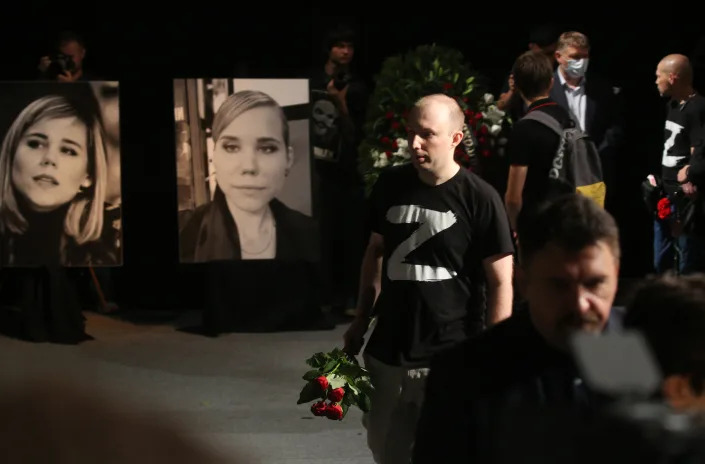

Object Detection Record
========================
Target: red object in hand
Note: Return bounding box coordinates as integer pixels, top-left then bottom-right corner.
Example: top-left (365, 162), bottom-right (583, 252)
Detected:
top-left (327, 387), bottom-right (345, 403)
top-left (314, 376), bottom-right (329, 391)
top-left (311, 401), bottom-right (327, 416)
top-left (657, 197), bottom-right (672, 220)
top-left (325, 404), bottom-right (344, 420)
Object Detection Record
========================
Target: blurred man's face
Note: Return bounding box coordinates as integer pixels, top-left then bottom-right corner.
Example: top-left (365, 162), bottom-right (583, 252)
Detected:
top-left (520, 240), bottom-right (619, 351)
top-left (329, 41), bottom-right (354, 66)
top-left (59, 40), bottom-right (85, 71)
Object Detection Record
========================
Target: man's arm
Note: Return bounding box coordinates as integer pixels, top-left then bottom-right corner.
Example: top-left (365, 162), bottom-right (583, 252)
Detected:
top-left (505, 165), bottom-right (528, 231)
top-left (482, 253), bottom-right (514, 326)
top-left (343, 232), bottom-right (384, 354)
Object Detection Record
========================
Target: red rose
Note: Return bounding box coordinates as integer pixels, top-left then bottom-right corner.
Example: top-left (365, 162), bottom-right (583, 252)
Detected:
top-left (479, 125), bottom-right (489, 135)
top-left (385, 151), bottom-right (392, 159)
top-left (478, 136), bottom-right (487, 146)
top-left (443, 82), bottom-right (453, 90)
top-left (325, 403), bottom-right (344, 420)
top-left (462, 97), bottom-right (469, 103)
top-left (392, 140), bottom-right (399, 150)
top-left (391, 121), bottom-right (401, 130)
top-left (385, 111), bottom-right (394, 119)
top-left (481, 149), bottom-right (491, 157)
top-left (380, 136), bottom-right (391, 145)
top-left (327, 387), bottom-right (345, 403)
top-left (465, 109), bottom-right (474, 119)
top-left (657, 197), bottom-right (672, 219)
top-left (314, 376), bottom-right (329, 391)
top-left (474, 112), bottom-right (484, 121)
top-left (311, 401), bottom-right (327, 416)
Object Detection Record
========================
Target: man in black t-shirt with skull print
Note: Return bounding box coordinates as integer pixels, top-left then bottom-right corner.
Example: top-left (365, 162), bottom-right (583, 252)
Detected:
top-left (343, 94), bottom-right (515, 464)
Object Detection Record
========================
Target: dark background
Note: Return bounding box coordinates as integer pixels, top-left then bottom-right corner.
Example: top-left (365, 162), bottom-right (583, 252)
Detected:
top-left (2, 9), bottom-right (704, 315)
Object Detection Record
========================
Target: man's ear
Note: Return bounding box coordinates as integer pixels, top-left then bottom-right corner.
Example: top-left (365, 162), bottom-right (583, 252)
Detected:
top-left (452, 130), bottom-right (464, 148)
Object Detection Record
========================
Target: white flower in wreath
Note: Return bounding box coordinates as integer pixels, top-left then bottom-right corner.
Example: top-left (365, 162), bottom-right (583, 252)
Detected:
top-left (483, 93), bottom-right (495, 105)
top-left (394, 138), bottom-right (410, 159)
top-left (490, 124), bottom-right (503, 136)
top-left (372, 149), bottom-right (389, 168)
top-left (483, 105), bottom-right (506, 126)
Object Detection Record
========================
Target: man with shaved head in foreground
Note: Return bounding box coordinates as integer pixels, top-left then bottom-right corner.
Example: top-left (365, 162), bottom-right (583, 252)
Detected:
top-left (653, 54), bottom-right (705, 274)
top-left (343, 94), bottom-right (515, 463)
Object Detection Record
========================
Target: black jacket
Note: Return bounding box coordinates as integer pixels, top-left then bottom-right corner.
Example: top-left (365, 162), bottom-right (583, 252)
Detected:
top-left (179, 188), bottom-right (320, 263)
top-left (413, 306), bottom-right (623, 463)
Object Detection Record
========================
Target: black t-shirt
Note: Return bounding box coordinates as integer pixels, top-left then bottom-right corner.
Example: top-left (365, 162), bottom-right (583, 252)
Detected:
top-left (661, 94), bottom-right (705, 195)
top-left (309, 68), bottom-right (367, 179)
top-left (363, 164), bottom-right (515, 367)
top-left (506, 98), bottom-right (572, 210)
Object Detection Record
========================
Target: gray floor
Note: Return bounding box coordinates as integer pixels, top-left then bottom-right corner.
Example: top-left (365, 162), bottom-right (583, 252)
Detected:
top-left (0, 310), bottom-right (374, 463)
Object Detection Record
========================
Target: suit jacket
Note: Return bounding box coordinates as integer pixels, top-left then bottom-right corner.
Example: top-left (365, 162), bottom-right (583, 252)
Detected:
top-left (179, 188), bottom-right (320, 263)
top-left (412, 305), bottom-right (624, 463)
top-left (550, 69), bottom-right (625, 160)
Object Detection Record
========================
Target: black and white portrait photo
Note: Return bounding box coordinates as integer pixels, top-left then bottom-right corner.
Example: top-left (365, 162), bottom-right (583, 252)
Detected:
top-left (0, 81), bottom-right (122, 267)
top-left (174, 78), bottom-right (319, 263)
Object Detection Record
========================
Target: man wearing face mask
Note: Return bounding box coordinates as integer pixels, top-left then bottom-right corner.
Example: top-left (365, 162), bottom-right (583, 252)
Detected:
top-left (550, 31), bottom-right (624, 214)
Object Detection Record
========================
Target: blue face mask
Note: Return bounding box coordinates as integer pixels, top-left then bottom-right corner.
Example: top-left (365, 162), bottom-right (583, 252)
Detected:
top-left (565, 58), bottom-right (589, 78)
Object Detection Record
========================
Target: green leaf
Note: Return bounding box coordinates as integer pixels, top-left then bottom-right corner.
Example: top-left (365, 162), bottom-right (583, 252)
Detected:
top-left (357, 393), bottom-right (372, 412)
top-left (465, 76), bottom-right (475, 85)
top-left (356, 379), bottom-right (375, 396)
top-left (341, 401), bottom-right (350, 418)
top-left (346, 382), bottom-right (360, 396)
top-left (302, 369), bottom-right (320, 381)
top-left (432, 58), bottom-right (440, 70)
top-left (452, 72), bottom-right (459, 83)
top-left (297, 381), bottom-right (324, 405)
top-left (305, 352), bottom-right (329, 369)
top-left (328, 374), bottom-right (347, 390)
top-left (336, 363), bottom-right (364, 380)
top-left (322, 359), bottom-right (339, 374)
top-left (462, 86), bottom-right (474, 95)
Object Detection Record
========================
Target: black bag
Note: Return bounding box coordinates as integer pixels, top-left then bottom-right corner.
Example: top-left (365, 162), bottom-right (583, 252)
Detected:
top-left (522, 110), bottom-right (606, 207)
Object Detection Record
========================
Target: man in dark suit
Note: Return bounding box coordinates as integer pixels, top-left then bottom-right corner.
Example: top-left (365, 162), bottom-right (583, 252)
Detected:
top-left (412, 193), bottom-right (622, 463)
top-left (550, 31), bottom-right (625, 213)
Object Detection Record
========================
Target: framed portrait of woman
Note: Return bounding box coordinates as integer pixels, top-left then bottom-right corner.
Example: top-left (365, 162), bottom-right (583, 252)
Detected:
top-left (0, 81), bottom-right (122, 267)
top-left (174, 78), bottom-right (319, 263)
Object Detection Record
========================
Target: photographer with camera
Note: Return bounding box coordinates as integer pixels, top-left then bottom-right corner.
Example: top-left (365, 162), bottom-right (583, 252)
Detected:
top-left (310, 22), bottom-right (369, 320)
top-left (37, 31), bottom-right (96, 82)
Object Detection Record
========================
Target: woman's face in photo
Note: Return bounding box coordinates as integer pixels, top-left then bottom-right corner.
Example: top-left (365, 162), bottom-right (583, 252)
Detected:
top-left (213, 105), bottom-right (292, 213)
top-left (12, 116), bottom-right (90, 212)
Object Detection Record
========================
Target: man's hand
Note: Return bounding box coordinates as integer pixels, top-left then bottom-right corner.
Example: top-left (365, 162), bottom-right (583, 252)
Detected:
top-left (343, 316), bottom-right (369, 356)
top-left (682, 181), bottom-right (698, 196)
top-left (326, 79), bottom-right (349, 115)
top-left (496, 74), bottom-right (515, 111)
top-left (57, 71), bottom-right (80, 82)
top-left (678, 165), bottom-right (690, 183)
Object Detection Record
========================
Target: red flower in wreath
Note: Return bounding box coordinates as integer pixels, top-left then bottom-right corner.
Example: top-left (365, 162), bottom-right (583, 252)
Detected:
top-left (657, 197), bottom-right (672, 220)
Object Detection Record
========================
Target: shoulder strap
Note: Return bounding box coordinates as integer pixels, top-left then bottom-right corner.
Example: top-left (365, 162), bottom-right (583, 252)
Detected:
top-left (521, 110), bottom-right (564, 136)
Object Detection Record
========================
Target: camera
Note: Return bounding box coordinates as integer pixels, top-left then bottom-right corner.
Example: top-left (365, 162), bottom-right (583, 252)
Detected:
top-left (332, 71), bottom-right (350, 91)
top-left (45, 53), bottom-right (76, 79)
